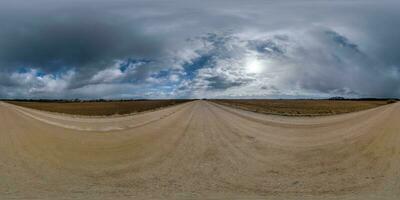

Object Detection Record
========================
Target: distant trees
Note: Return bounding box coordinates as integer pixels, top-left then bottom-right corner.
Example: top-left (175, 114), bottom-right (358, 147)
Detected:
top-left (329, 96), bottom-right (345, 100)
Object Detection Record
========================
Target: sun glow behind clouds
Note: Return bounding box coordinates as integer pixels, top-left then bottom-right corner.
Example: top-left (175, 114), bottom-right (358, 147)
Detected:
top-left (245, 57), bottom-right (264, 74)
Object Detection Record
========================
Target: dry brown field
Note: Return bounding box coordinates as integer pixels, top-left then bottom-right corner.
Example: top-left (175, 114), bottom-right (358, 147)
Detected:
top-left (211, 99), bottom-right (391, 116)
top-left (7, 100), bottom-right (191, 116)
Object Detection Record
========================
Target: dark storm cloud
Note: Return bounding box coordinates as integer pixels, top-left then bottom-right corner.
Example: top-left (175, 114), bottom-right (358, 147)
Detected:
top-left (0, 5), bottom-right (164, 73)
top-left (0, 0), bottom-right (172, 97)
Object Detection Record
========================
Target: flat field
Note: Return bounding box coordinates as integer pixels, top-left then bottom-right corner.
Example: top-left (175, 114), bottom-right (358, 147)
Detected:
top-left (211, 99), bottom-right (391, 116)
top-left (7, 100), bottom-right (191, 116)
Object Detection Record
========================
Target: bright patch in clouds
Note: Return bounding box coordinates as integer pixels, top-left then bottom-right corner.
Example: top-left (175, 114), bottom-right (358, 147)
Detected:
top-left (245, 58), bottom-right (264, 74)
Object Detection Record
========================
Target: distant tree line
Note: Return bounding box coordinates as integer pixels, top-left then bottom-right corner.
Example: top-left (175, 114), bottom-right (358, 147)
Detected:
top-left (0, 97), bottom-right (397, 103)
top-left (328, 96), bottom-right (398, 101)
top-left (0, 98), bottom-right (195, 103)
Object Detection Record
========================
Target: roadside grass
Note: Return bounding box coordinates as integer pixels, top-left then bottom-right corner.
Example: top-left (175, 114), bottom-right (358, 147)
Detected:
top-left (210, 99), bottom-right (391, 116)
top-left (7, 100), bottom-right (191, 116)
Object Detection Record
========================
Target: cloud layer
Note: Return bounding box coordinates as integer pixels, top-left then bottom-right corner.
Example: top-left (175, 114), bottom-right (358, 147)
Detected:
top-left (0, 0), bottom-right (399, 99)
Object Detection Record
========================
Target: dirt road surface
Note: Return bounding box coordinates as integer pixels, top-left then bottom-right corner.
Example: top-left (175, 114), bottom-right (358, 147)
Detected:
top-left (1, 100), bottom-right (399, 199)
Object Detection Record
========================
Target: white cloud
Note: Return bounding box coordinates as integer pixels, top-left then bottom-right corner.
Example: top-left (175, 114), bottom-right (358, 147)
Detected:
top-left (174, 26), bottom-right (400, 98)
top-left (2, 68), bottom-right (75, 98)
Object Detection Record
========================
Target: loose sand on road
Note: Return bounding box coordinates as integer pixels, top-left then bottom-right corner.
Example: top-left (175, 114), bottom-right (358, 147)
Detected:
top-left (1, 100), bottom-right (399, 199)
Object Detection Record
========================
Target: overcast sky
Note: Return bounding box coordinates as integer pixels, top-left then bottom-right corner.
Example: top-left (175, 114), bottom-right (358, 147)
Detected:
top-left (0, 0), bottom-right (399, 99)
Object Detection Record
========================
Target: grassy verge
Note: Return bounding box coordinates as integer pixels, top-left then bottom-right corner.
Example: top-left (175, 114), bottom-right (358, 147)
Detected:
top-left (210, 99), bottom-right (392, 116)
top-left (7, 100), bottom-right (191, 116)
